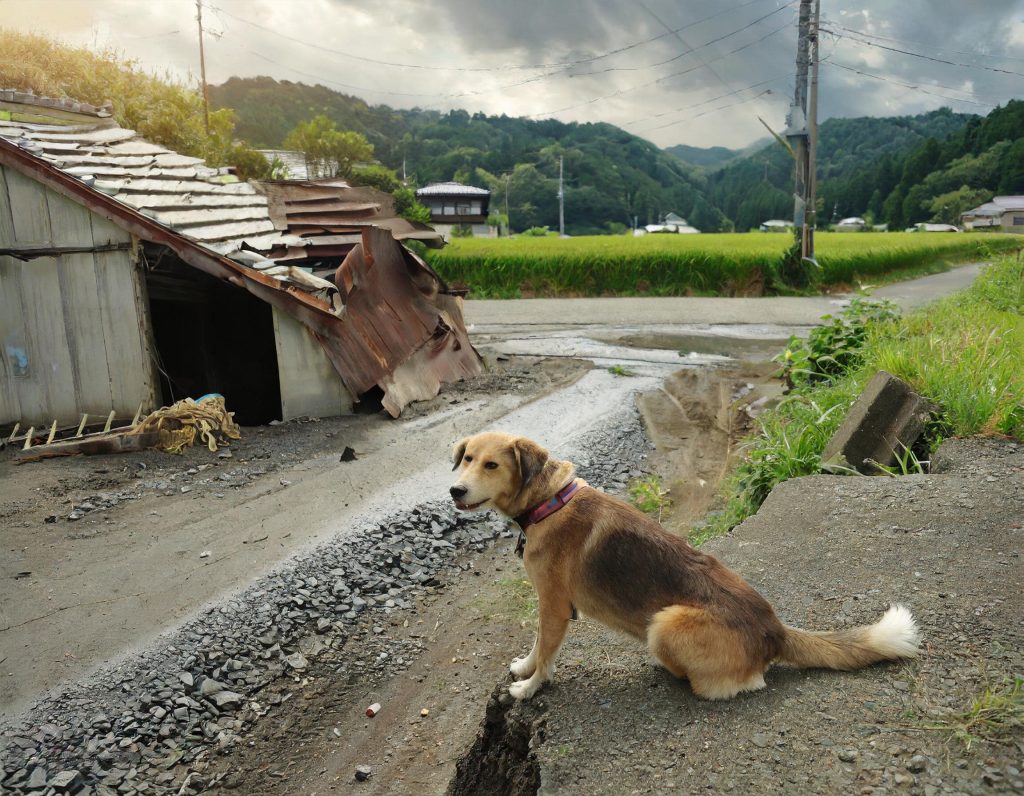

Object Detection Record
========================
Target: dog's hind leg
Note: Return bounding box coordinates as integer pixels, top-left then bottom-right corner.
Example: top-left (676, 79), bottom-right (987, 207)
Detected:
top-left (647, 605), bottom-right (767, 701)
top-left (509, 595), bottom-right (572, 700)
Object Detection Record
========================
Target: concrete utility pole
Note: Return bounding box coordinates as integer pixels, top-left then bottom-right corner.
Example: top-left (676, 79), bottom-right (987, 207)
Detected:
top-left (558, 155), bottom-right (565, 237)
top-left (806, 0), bottom-right (820, 260)
top-left (196, 0), bottom-right (211, 134)
top-left (786, 0), bottom-right (819, 263)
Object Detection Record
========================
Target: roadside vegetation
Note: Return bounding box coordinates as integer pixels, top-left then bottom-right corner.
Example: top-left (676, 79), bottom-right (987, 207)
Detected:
top-left (427, 232), bottom-right (1019, 298)
top-left (700, 253), bottom-right (1024, 542)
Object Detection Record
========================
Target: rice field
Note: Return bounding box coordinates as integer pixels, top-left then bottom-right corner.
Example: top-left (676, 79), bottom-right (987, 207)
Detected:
top-left (425, 232), bottom-right (1021, 298)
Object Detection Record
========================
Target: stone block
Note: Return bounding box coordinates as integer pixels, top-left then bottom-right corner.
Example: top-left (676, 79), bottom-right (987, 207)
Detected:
top-left (821, 370), bottom-right (934, 474)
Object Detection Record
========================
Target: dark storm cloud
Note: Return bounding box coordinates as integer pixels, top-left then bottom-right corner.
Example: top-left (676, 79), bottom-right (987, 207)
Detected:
top-left (8, 0), bottom-right (1024, 147)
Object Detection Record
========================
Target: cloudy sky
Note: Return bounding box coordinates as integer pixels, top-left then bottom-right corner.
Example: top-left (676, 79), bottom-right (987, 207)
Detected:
top-left (5, 0), bottom-right (1024, 148)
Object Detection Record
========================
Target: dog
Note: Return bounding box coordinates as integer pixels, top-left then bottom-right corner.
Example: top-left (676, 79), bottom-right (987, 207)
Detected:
top-left (449, 431), bottom-right (920, 701)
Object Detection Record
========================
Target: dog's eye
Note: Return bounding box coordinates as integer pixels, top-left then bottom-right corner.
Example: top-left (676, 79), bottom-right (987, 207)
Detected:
top-left (484, 461), bottom-right (498, 470)
top-left (464, 455), bottom-right (473, 463)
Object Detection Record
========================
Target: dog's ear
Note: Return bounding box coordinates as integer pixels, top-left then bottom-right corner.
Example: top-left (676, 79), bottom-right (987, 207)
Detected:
top-left (451, 437), bottom-right (469, 471)
top-left (514, 438), bottom-right (548, 489)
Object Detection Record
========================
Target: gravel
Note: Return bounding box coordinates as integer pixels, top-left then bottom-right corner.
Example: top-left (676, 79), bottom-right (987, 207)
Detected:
top-left (1, 405), bottom-right (652, 795)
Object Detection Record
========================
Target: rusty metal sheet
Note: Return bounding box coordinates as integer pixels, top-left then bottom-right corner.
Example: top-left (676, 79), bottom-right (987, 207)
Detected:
top-left (321, 226), bottom-right (482, 414)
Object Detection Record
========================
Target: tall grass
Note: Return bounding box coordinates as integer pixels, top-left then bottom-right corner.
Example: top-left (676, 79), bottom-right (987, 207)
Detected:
top-left (427, 232), bottom-right (1020, 298)
top-left (703, 254), bottom-right (1024, 541)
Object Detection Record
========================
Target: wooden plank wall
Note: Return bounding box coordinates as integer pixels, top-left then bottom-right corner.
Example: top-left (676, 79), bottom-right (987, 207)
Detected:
top-left (272, 307), bottom-right (353, 419)
top-left (0, 166), bottom-right (158, 425)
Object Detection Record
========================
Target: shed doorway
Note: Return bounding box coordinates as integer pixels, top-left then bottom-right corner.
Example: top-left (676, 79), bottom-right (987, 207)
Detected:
top-left (142, 245), bottom-right (282, 425)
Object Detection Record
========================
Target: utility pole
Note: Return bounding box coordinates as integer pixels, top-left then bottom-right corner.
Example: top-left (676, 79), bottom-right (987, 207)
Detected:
top-left (558, 155), bottom-right (565, 237)
top-left (806, 0), bottom-right (820, 261)
top-left (196, 0), bottom-right (210, 134)
top-left (786, 0), bottom-right (814, 262)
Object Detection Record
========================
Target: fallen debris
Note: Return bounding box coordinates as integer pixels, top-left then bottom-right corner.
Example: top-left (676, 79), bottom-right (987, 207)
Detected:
top-left (355, 765), bottom-right (373, 782)
top-left (821, 370), bottom-right (934, 474)
top-left (365, 702), bottom-right (382, 717)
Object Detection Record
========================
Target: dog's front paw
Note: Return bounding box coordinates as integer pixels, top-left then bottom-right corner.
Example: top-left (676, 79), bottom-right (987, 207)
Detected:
top-left (508, 678), bottom-right (543, 700)
top-left (510, 656), bottom-right (535, 678)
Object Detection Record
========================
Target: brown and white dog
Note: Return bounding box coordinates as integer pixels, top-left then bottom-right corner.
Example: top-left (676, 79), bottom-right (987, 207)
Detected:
top-left (449, 431), bottom-right (920, 701)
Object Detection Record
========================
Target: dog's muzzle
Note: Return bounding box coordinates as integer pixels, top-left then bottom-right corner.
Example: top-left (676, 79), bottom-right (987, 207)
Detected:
top-left (449, 484), bottom-right (485, 511)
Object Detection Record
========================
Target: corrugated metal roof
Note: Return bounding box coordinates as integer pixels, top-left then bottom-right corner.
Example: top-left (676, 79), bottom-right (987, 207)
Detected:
top-left (415, 181), bottom-right (490, 197)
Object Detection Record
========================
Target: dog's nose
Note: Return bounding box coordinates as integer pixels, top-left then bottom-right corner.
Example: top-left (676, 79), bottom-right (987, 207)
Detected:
top-left (450, 485), bottom-right (468, 499)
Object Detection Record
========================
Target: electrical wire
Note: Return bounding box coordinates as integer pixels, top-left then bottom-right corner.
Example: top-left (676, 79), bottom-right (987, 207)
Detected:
top-left (826, 60), bottom-right (997, 108)
top-left (642, 88), bottom-right (776, 132)
top-left (822, 20), bottom-right (1024, 65)
top-left (821, 27), bottom-right (1024, 79)
top-left (624, 74), bottom-right (787, 127)
top-left (527, 15), bottom-right (795, 119)
top-left (206, 0), bottom-right (776, 74)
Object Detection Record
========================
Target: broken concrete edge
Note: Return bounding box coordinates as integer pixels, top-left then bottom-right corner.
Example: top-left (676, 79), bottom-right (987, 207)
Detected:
top-left (820, 370), bottom-right (936, 475)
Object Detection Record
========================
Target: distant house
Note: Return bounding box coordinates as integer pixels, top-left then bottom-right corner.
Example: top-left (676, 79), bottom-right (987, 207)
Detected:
top-left (415, 181), bottom-right (492, 239)
top-left (759, 219), bottom-right (794, 232)
top-left (961, 196), bottom-right (1024, 233)
top-left (645, 212), bottom-right (700, 234)
top-left (836, 216), bottom-right (867, 232)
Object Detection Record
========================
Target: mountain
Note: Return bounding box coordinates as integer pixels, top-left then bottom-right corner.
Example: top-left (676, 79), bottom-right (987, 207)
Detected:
top-left (664, 138), bottom-right (770, 171)
top-left (664, 144), bottom-right (740, 170)
top-left (210, 76), bottom-right (728, 235)
top-left (707, 108), bottom-right (977, 230)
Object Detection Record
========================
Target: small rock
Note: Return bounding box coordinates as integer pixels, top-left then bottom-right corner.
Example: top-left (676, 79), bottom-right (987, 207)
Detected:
top-left (199, 550), bottom-right (211, 559)
top-left (838, 750), bottom-right (858, 762)
top-left (49, 769), bottom-right (82, 791)
top-left (751, 733), bottom-right (770, 748)
top-left (420, 708), bottom-right (430, 717)
top-left (907, 755), bottom-right (927, 773)
top-left (26, 768), bottom-right (48, 789)
top-left (199, 678), bottom-right (226, 696)
top-left (210, 690), bottom-right (243, 708)
top-left (355, 765), bottom-right (372, 781)
top-left (284, 652), bottom-right (308, 671)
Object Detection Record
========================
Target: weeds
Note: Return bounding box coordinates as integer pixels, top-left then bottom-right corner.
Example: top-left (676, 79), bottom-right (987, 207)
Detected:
top-left (608, 365), bottom-right (635, 377)
top-left (924, 676), bottom-right (1024, 750)
top-left (629, 475), bottom-right (671, 521)
top-left (701, 254), bottom-right (1024, 541)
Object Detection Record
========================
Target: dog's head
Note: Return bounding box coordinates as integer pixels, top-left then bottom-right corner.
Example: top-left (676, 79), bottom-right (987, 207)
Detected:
top-left (449, 432), bottom-right (549, 516)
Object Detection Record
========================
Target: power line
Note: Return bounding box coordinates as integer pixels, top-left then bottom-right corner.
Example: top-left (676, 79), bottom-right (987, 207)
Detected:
top-left (822, 21), bottom-right (1024, 65)
top-left (527, 14), bottom-right (795, 119)
top-left (821, 27), bottom-right (1024, 79)
top-left (825, 60), bottom-right (997, 108)
top-left (642, 88), bottom-right (776, 132)
top-left (573, 0), bottom-right (796, 76)
top-left (626, 75), bottom-right (787, 128)
top-left (207, 0), bottom-right (776, 74)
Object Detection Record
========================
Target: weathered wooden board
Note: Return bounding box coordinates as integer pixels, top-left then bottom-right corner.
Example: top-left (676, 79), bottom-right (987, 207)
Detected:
top-left (272, 307), bottom-right (352, 420)
top-left (5, 167), bottom-right (52, 244)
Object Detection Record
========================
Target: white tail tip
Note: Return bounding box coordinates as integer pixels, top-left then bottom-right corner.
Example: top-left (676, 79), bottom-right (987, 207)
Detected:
top-left (866, 604), bottom-right (920, 659)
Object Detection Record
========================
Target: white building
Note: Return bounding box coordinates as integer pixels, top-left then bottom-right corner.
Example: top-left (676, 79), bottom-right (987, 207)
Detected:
top-left (961, 196), bottom-right (1024, 233)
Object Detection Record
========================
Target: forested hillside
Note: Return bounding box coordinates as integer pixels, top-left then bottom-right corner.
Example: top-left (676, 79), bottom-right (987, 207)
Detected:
top-left (707, 108), bottom-right (976, 230)
top-left (210, 76), bottom-right (727, 235)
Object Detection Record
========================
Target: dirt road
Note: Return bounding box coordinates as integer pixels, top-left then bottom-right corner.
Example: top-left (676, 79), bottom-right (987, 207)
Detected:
top-left (0, 263), bottom-right (999, 795)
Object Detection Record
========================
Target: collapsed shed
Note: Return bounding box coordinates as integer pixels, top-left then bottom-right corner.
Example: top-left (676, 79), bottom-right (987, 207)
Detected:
top-left (0, 91), bottom-right (481, 428)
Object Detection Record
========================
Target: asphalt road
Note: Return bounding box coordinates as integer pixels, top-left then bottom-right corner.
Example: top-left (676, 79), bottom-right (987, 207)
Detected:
top-left (462, 262), bottom-right (985, 330)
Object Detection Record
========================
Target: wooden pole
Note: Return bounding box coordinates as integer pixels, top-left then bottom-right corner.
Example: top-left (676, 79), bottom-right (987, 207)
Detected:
top-left (196, 0), bottom-right (211, 135)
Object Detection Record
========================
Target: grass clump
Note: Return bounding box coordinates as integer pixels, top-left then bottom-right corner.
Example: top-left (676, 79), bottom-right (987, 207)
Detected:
top-left (608, 365), bottom-right (635, 377)
top-left (629, 475), bottom-right (671, 521)
top-left (925, 676), bottom-right (1024, 750)
top-left (703, 254), bottom-right (1024, 540)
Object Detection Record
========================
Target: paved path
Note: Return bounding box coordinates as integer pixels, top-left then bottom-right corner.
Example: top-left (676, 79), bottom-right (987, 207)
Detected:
top-left (463, 263), bottom-right (985, 330)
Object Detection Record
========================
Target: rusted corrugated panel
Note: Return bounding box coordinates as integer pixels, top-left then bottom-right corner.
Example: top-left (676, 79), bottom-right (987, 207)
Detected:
top-left (318, 226), bottom-right (481, 414)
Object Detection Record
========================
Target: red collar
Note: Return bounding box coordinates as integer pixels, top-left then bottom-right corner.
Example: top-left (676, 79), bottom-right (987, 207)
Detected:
top-left (514, 479), bottom-right (581, 557)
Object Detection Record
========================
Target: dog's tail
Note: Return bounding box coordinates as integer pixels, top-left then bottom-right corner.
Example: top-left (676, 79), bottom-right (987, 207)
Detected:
top-left (777, 604), bottom-right (920, 670)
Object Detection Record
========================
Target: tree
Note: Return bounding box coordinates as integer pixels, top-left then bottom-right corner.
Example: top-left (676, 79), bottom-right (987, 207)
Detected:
top-left (283, 115), bottom-right (374, 179)
top-left (928, 186), bottom-right (993, 225)
top-left (349, 164), bottom-right (401, 193)
top-left (393, 187), bottom-right (432, 225)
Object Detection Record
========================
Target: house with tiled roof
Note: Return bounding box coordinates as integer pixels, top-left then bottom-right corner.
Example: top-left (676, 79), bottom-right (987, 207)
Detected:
top-left (415, 181), bottom-right (492, 239)
top-left (0, 90), bottom-right (478, 428)
top-left (961, 196), bottom-right (1024, 233)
